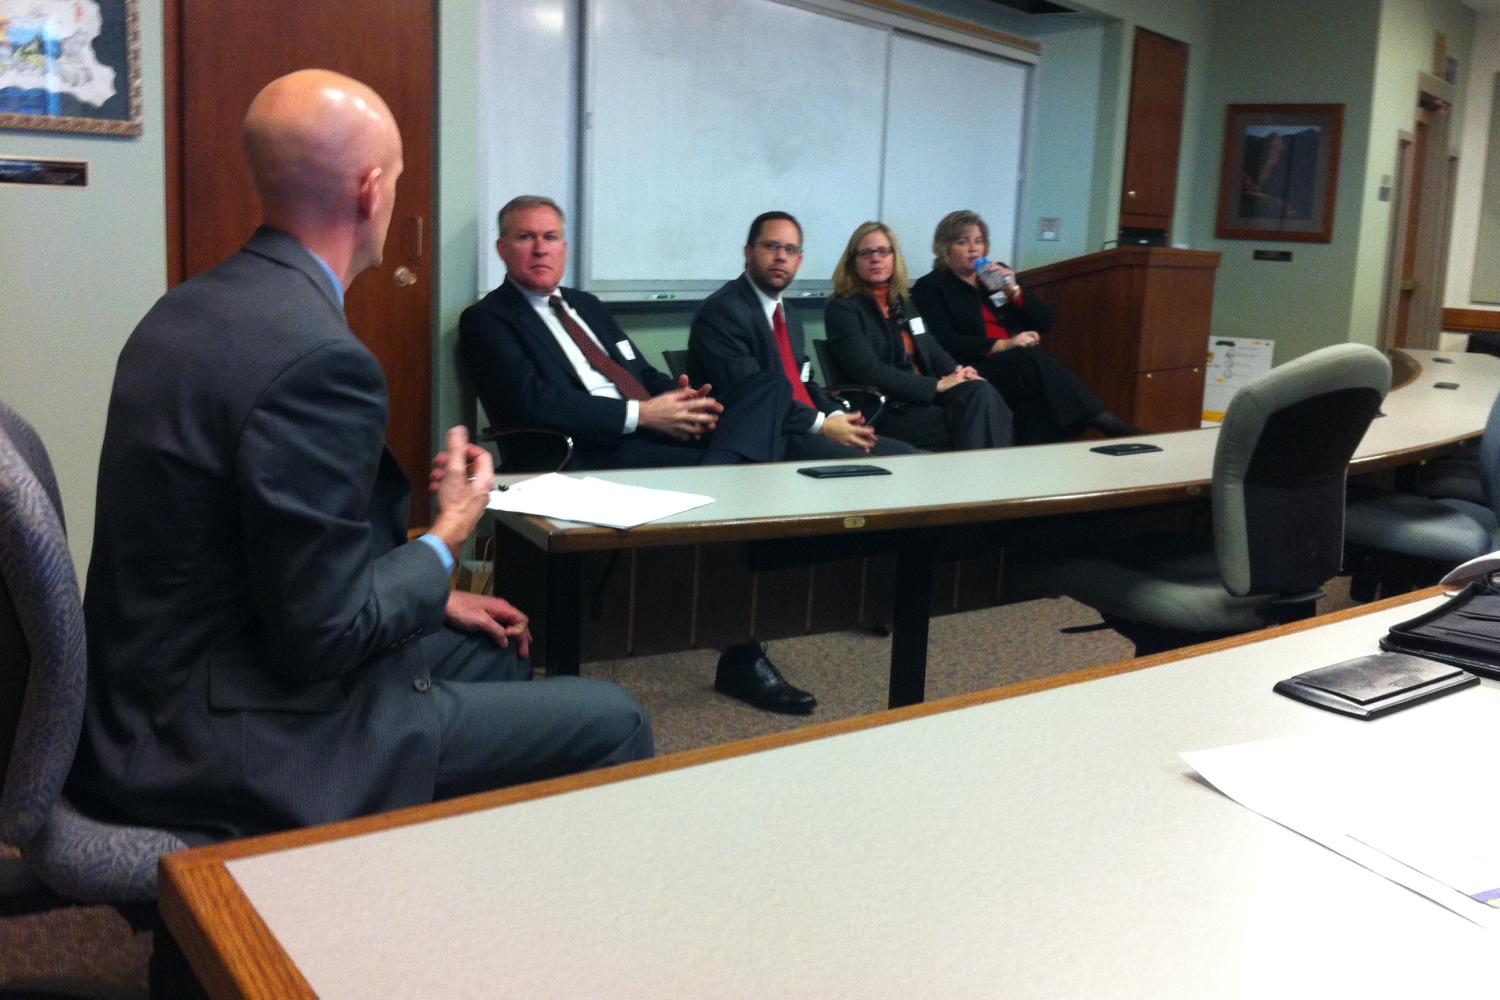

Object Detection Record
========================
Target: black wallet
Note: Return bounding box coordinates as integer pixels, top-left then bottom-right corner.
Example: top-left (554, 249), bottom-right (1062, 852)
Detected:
top-left (1090, 443), bottom-right (1162, 456)
top-left (797, 464), bottom-right (891, 479)
top-left (1274, 652), bottom-right (1477, 719)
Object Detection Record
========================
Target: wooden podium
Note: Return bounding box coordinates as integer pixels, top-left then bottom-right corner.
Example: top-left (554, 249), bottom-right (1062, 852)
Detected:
top-left (1018, 246), bottom-right (1220, 432)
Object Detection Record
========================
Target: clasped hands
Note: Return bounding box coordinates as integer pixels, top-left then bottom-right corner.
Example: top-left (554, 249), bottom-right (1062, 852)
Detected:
top-left (936, 366), bottom-right (985, 392)
top-left (821, 408), bottom-right (879, 452)
top-left (639, 374), bottom-right (724, 441)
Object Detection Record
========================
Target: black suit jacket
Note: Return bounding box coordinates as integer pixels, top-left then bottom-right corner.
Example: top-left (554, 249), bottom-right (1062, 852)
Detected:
top-left (688, 274), bottom-right (838, 436)
top-left (823, 293), bottom-right (960, 405)
top-left (459, 280), bottom-right (676, 444)
top-left (909, 266), bottom-right (1056, 367)
top-left (73, 228), bottom-right (453, 842)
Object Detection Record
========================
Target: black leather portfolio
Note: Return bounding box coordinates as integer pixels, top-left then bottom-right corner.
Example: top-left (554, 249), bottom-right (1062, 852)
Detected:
top-left (1274, 651), bottom-right (1477, 719)
top-left (1379, 583), bottom-right (1500, 680)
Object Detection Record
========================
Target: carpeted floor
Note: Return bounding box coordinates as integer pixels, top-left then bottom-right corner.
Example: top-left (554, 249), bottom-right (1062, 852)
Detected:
top-left (0, 585), bottom-right (1357, 996)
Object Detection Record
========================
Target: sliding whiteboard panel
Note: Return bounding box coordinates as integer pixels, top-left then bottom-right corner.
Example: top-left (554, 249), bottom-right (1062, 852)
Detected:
top-left (477, 0), bottom-right (580, 294)
top-left (580, 0), bottom-right (887, 291)
top-left (880, 33), bottom-right (1029, 268)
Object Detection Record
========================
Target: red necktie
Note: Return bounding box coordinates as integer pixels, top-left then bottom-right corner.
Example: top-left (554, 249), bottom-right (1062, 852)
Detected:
top-left (772, 303), bottom-right (815, 408)
top-left (548, 295), bottom-right (651, 402)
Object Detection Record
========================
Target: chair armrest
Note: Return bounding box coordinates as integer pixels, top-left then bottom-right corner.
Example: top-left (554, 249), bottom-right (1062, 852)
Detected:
top-left (478, 425), bottom-right (576, 474)
top-left (823, 385), bottom-right (886, 424)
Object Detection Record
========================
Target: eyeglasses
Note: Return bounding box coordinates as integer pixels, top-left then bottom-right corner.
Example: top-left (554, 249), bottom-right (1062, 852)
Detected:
top-left (854, 246), bottom-right (894, 260)
top-left (755, 240), bottom-right (803, 257)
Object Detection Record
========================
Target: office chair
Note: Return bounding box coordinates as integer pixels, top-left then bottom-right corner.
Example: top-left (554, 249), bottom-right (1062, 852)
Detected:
top-left (810, 339), bottom-right (886, 424)
top-left (661, 348), bottom-right (691, 381)
top-left (1343, 386), bottom-right (1500, 598)
top-left (1027, 344), bottom-right (1391, 655)
top-left (477, 426), bottom-right (575, 474)
top-left (0, 401), bottom-right (196, 998)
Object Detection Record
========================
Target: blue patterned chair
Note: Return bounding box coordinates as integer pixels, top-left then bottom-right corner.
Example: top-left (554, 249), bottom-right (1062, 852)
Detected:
top-left (1344, 387), bottom-right (1500, 599)
top-left (0, 401), bottom-right (193, 995)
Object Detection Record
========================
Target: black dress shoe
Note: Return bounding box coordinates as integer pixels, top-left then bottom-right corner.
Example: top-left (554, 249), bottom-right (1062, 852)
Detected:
top-left (714, 643), bottom-right (817, 715)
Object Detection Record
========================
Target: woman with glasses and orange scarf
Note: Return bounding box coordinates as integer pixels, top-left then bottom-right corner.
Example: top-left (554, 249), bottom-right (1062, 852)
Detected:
top-left (824, 221), bottom-right (1013, 451)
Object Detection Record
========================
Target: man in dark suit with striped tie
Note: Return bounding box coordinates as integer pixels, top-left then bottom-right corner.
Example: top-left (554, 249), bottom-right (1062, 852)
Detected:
top-left (460, 196), bottom-right (790, 471)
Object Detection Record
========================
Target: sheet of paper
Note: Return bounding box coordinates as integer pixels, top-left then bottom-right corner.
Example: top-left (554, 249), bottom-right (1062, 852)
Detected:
top-left (487, 472), bottom-right (713, 529)
top-left (1441, 549), bottom-right (1500, 591)
top-left (1183, 695), bottom-right (1500, 931)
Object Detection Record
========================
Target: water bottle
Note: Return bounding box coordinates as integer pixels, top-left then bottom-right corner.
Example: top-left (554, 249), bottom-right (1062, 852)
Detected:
top-left (973, 256), bottom-right (1010, 307)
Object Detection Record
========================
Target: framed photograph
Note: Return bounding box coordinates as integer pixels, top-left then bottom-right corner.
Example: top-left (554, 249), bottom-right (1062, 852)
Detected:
top-left (1216, 104), bottom-right (1343, 243)
top-left (0, 0), bottom-right (143, 137)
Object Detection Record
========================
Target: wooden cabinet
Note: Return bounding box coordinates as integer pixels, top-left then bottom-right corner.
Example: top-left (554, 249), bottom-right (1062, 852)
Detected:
top-left (1119, 28), bottom-right (1189, 236)
top-left (1019, 247), bottom-right (1220, 432)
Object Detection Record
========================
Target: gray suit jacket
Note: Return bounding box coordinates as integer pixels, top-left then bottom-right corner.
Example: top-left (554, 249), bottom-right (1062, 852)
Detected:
top-left (71, 227), bottom-right (453, 842)
top-left (688, 274), bottom-right (839, 436)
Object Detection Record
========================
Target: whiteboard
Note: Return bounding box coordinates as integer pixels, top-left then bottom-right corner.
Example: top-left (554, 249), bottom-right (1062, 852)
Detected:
top-left (478, 0), bottom-right (579, 293)
top-left (580, 0), bottom-right (888, 290)
top-left (478, 0), bottom-right (1035, 300)
top-left (880, 33), bottom-right (1029, 268)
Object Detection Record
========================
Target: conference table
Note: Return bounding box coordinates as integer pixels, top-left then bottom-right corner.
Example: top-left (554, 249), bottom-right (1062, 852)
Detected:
top-left (158, 586), bottom-right (1498, 998)
top-left (491, 348), bottom-right (1500, 707)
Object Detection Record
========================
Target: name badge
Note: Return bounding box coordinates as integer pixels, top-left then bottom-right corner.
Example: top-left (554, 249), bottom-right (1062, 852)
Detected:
top-left (615, 340), bottom-right (636, 361)
top-left (800, 360), bottom-right (812, 382)
top-left (909, 316), bottom-right (927, 336)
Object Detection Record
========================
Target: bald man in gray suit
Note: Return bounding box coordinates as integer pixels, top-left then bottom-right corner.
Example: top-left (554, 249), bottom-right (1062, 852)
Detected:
top-left (70, 70), bottom-right (652, 844)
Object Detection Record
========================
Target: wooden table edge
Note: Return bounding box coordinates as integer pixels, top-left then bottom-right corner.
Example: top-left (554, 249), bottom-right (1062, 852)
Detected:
top-left (157, 585), bottom-right (1444, 999)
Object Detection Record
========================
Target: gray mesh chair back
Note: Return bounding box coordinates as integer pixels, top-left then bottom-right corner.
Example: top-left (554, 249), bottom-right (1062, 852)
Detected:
top-left (1212, 343), bottom-right (1390, 598)
top-left (0, 401), bottom-right (186, 903)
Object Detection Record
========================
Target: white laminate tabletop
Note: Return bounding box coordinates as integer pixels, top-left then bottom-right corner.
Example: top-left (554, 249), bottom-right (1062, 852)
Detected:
top-left (493, 349), bottom-right (1500, 541)
top-left (224, 594), bottom-right (1496, 999)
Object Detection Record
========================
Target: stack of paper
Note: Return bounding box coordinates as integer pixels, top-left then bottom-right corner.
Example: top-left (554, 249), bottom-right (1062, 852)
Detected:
top-left (487, 473), bottom-right (713, 529)
top-left (1184, 701), bottom-right (1500, 931)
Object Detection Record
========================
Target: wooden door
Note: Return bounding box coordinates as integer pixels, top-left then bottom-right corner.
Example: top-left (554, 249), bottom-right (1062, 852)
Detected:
top-left (166, 1), bottom-right (435, 527)
top-left (1394, 109), bottom-right (1429, 348)
top-left (1119, 29), bottom-right (1188, 236)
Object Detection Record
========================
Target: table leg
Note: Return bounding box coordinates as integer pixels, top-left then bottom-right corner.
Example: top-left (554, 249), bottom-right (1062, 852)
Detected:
top-left (888, 531), bottom-right (937, 708)
top-left (545, 552), bottom-right (582, 676)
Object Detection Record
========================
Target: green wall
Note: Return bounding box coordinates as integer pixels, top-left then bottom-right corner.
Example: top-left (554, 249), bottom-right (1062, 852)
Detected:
top-left (1188, 0), bottom-right (1381, 363)
top-left (0, 0), bottom-right (167, 570)
top-left (1020, 18), bottom-right (1108, 266)
top-left (1347, 0), bottom-right (1475, 344)
top-left (1183, 0), bottom-right (1474, 362)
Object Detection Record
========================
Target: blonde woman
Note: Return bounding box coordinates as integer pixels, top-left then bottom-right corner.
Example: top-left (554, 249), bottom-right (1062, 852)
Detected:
top-left (824, 221), bottom-right (1011, 450)
top-left (910, 210), bottom-right (1140, 442)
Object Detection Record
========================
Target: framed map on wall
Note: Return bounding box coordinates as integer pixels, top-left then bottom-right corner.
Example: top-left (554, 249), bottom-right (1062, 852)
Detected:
top-left (0, 0), bottom-right (142, 136)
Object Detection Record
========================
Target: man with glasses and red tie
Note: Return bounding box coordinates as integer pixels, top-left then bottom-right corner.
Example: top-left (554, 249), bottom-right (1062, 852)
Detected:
top-left (688, 212), bottom-right (918, 461)
top-left (461, 195), bottom-right (791, 471)
top-left (683, 213), bottom-right (917, 713)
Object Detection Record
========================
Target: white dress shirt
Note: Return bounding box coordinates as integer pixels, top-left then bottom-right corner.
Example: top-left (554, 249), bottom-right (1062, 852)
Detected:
top-left (517, 281), bottom-right (641, 433)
